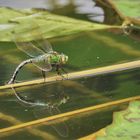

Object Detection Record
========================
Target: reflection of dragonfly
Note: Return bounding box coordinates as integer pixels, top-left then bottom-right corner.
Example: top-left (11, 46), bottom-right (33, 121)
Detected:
top-left (8, 28), bottom-right (68, 84)
top-left (12, 87), bottom-right (69, 137)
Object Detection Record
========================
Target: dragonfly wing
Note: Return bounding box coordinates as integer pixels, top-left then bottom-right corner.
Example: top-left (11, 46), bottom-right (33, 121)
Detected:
top-left (14, 41), bottom-right (45, 58)
top-left (33, 54), bottom-right (52, 71)
top-left (33, 105), bottom-right (49, 118)
top-left (31, 25), bottom-right (53, 53)
top-left (33, 105), bottom-right (68, 137)
top-left (29, 23), bottom-right (53, 53)
top-left (33, 61), bottom-right (52, 72)
top-left (49, 107), bottom-right (69, 137)
top-left (35, 38), bottom-right (53, 53)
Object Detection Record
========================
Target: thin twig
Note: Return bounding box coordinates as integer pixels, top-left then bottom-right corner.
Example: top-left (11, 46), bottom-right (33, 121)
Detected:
top-left (0, 60), bottom-right (140, 91)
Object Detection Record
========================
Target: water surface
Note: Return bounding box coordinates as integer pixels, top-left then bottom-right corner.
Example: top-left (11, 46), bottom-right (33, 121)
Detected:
top-left (0, 1), bottom-right (140, 139)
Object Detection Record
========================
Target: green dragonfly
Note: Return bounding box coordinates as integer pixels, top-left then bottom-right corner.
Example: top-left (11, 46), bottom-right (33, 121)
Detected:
top-left (8, 31), bottom-right (68, 84)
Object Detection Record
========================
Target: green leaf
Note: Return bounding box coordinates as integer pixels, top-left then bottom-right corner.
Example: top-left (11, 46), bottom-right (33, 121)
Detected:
top-left (0, 8), bottom-right (119, 42)
top-left (96, 101), bottom-right (140, 140)
top-left (113, 0), bottom-right (140, 18)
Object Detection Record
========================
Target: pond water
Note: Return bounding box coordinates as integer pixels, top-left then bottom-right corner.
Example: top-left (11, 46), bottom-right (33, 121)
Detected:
top-left (0, 0), bottom-right (140, 140)
top-left (0, 68), bottom-right (139, 139)
top-left (0, 29), bottom-right (139, 85)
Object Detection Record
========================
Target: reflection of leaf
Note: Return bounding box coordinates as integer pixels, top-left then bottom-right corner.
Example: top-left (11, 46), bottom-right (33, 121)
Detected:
top-left (0, 7), bottom-right (119, 42)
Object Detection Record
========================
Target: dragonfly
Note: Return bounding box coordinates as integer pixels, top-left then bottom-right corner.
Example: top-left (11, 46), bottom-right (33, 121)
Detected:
top-left (12, 86), bottom-right (69, 137)
top-left (7, 31), bottom-right (68, 84)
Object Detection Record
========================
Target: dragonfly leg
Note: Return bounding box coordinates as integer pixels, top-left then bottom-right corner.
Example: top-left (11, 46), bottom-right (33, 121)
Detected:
top-left (14, 80), bottom-right (23, 83)
top-left (61, 67), bottom-right (68, 79)
top-left (56, 66), bottom-right (62, 77)
top-left (42, 71), bottom-right (46, 82)
top-left (56, 65), bottom-right (62, 77)
top-left (56, 65), bottom-right (68, 80)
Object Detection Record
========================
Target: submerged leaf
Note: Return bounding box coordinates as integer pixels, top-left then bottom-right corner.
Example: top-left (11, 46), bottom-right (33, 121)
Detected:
top-left (0, 7), bottom-right (118, 42)
top-left (96, 101), bottom-right (140, 140)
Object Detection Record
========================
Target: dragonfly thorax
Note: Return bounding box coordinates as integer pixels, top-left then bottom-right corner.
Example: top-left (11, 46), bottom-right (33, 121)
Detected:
top-left (60, 53), bottom-right (68, 64)
top-left (49, 53), bottom-right (68, 64)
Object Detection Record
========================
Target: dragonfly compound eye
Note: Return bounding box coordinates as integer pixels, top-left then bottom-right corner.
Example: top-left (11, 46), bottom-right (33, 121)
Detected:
top-left (65, 56), bottom-right (68, 62)
top-left (61, 55), bottom-right (68, 64)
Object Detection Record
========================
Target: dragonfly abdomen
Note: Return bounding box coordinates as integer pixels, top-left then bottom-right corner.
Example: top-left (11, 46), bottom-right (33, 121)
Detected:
top-left (8, 59), bottom-right (32, 84)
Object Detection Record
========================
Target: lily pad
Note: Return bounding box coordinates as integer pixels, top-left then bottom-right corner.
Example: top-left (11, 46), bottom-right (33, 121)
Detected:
top-left (0, 7), bottom-right (114, 42)
top-left (96, 101), bottom-right (140, 140)
top-left (113, 0), bottom-right (140, 18)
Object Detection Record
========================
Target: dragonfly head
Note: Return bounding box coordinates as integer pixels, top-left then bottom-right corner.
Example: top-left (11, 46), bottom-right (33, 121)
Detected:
top-left (60, 53), bottom-right (68, 64)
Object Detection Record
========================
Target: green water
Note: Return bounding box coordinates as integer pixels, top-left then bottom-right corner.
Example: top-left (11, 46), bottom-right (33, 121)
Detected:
top-left (0, 0), bottom-right (140, 140)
